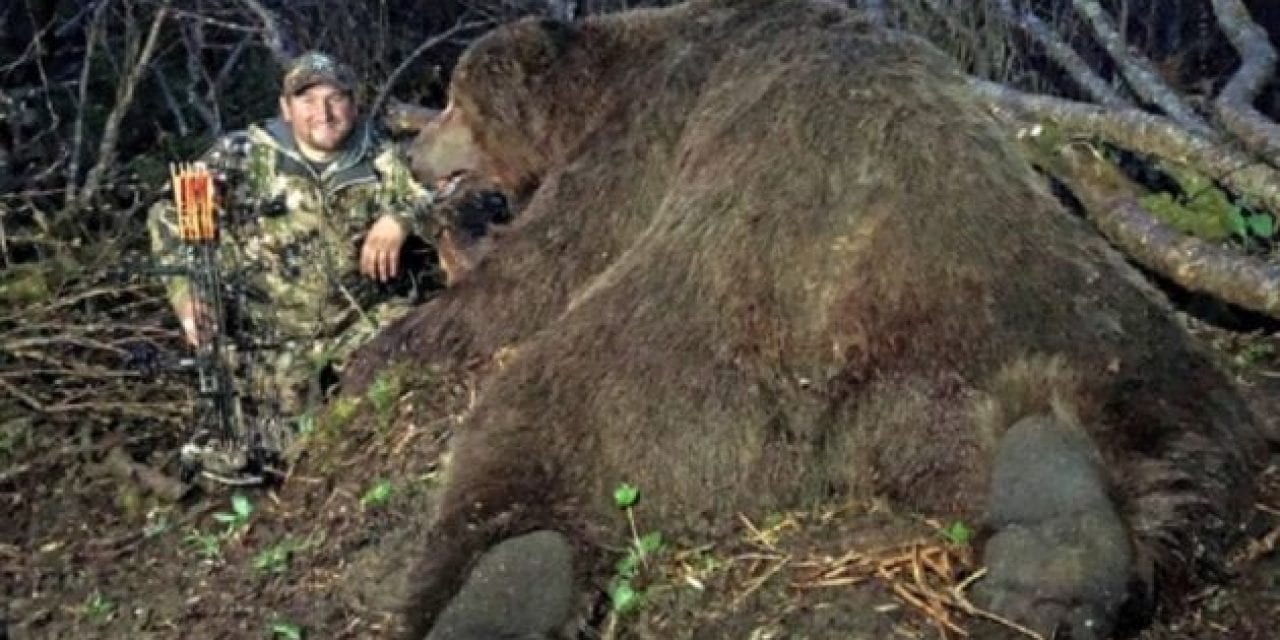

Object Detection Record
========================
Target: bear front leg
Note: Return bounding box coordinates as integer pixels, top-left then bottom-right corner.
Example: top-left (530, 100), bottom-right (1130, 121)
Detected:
top-left (974, 414), bottom-right (1138, 639)
top-left (400, 423), bottom-right (583, 640)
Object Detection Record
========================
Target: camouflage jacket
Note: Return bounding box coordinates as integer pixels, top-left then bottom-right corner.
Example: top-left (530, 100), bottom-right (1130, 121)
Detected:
top-left (148, 118), bottom-right (435, 342)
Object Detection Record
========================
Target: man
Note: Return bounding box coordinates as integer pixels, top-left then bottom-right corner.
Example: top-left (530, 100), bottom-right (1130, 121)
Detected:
top-left (148, 52), bottom-right (436, 479)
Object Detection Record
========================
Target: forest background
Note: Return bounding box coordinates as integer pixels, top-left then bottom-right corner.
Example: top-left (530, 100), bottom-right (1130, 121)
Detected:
top-left (2, 1), bottom-right (1279, 638)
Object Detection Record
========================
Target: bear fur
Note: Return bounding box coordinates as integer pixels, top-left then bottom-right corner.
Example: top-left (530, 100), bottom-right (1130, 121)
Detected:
top-left (349, 1), bottom-right (1267, 637)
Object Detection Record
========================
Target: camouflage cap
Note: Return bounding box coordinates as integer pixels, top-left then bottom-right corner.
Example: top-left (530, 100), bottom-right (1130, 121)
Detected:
top-left (281, 51), bottom-right (356, 96)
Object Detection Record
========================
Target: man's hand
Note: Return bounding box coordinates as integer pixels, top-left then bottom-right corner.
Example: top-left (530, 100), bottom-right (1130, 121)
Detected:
top-left (360, 215), bottom-right (408, 282)
top-left (175, 298), bottom-right (214, 347)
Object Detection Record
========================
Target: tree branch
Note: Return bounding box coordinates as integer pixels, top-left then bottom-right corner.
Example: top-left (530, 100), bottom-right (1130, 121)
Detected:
top-left (179, 18), bottom-right (220, 133)
top-left (993, 0), bottom-right (1131, 109)
top-left (1209, 0), bottom-right (1280, 166)
top-left (206, 34), bottom-right (254, 134)
top-left (1049, 143), bottom-right (1280, 320)
top-left (76, 2), bottom-right (170, 210)
top-left (972, 79), bottom-right (1280, 216)
top-left (238, 0), bottom-right (293, 66)
top-left (370, 19), bottom-right (485, 121)
top-left (150, 66), bottom-right (190, 136)
top-left (63, 0), bottom-right (111, 209)
top-left (1070, 0), bottom-right (1216, 138)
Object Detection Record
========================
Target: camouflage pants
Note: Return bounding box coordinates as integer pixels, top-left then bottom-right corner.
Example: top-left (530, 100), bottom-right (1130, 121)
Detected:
top-left (239, 300), bottom-right (414, 442)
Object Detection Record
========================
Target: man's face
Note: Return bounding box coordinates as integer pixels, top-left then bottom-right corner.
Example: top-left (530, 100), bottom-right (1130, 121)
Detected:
top-left (279, 83), bottom-right (357, 155)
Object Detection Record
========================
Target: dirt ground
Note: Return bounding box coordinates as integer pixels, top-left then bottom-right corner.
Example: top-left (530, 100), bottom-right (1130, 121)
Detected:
top-left (2, 314), bottom-right (1278, 640)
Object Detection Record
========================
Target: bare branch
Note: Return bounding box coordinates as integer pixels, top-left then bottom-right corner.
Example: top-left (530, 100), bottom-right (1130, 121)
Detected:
top-left (150, 66), bottom-right (191, 136)
top-left (168, 7), bottom-right (260, 35)
top-left (370, 19), bottom-right (486, 120)
top-left (77, 2), bottom-right (171, 210)
top-left (63, 0), bottom-right (111, 209)
top-left (238, 0), bottom-right (293, 66)
top-left (179, 18), bottom-right (220, 133)
top-left (54, 0), bottom-right (111, 39)
top-left (206, 34), bottom-right (255, 134)
top-left (1209, 0), bottom-right (1280, 165)
top-left (993, 0), bottom-right (1130, 109)
top-left (1070, 0), bottom-right (1216, 138)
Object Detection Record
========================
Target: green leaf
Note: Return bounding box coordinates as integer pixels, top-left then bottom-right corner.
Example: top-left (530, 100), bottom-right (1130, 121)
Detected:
top-left (212, 512), bottom-right (238, 523)
top-left (637, 531), bottom-right (664, 555)
top-left (360, 479), bottom-right (393, 508)
top-left (368, 377), bottom-right (393, 411)
top-left (1247, 213), bottom-right (1275, 238)
top-left (610, 581), bottom-right (640, 614)
top-left (940, 520), bottom-right (973, 546)
top-left (253, 541), bottom-right (294, 574)
top-left (231, 493), bottom-right (253, 519)
top-left (270, 620), bottom-right (304, 640)
top-left (615, 552), bottom-right (639, 579)
top-left (184, 531), bottom-right (222, 558)
top-left (296, 412), bottom-right (316, 435)
top-left (1227, 206), bottom-right (1249, 238)
top-left (613, 483), bottom-right (639, 509)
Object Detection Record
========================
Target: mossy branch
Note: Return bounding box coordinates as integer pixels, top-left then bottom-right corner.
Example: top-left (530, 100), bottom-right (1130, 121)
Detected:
top-left (972, 80), bottom-right (1280, 217)
top-left (1065, 153), bottom-right (1280, 319)
top-left (1010, 123), bottom-right (1280, 321)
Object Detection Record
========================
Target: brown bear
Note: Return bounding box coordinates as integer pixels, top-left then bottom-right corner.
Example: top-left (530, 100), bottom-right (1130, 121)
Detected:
top-left (356, 1), bottom-right (1268, 637)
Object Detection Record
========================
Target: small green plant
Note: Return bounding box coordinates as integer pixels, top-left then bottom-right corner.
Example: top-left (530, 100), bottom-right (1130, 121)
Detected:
top-left (213, 492), bottom-right (254, 538)
top-left (367, 372), bottom-right (400, 415)
top-left (82, 591), bottom-right (115, 624)
top-left (609, 483), bottom-right (665, 616)
top-left (1137, 162), bottom-right (1277, 246)
top-left (939, 520), bottom-right (974, 546)
top-left (253, 538), bottom-right (298, 574)
top-left (614, 483), bottom-right (639, 509)
top-left (296, 411), bottom-right (317, 436)
top-left (1226, 205), bottom-right (1275, 243)
top-left (1233, 340), bottom-right (1276, 368)
top-left (325, 396), bottom-right (362, 431)
top-left (269, 619), bottom-right (305, 639)
top-left (184, 530), bottom-right (223, 559)
top-left (360, 479), bottom-right (394, 509)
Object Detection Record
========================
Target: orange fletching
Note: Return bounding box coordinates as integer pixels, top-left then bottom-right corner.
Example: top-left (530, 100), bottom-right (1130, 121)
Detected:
top-left (170, 163), bottom-right (217, 242)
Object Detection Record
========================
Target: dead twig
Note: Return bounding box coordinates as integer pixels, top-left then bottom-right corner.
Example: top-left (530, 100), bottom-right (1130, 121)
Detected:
top-left (791, 534), bottom-right (1042, 638)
